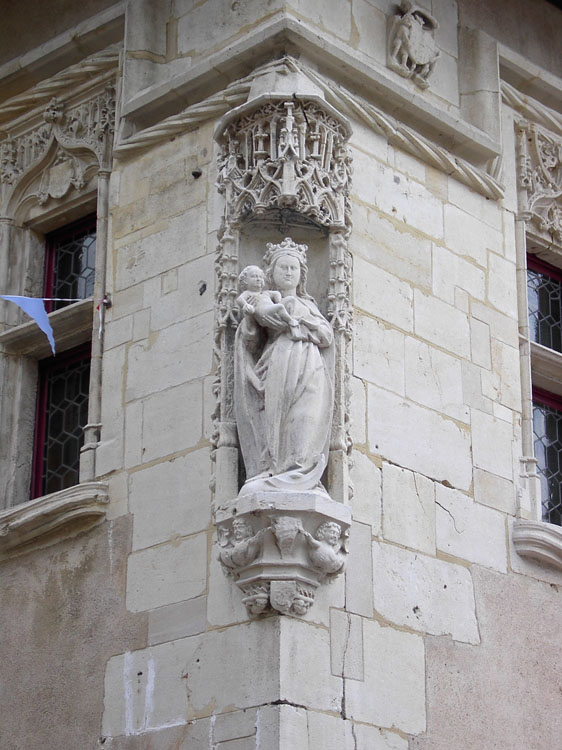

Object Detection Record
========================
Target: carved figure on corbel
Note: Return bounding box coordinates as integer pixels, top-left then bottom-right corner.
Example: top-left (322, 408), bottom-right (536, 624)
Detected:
top-left (388, 1), bottom-right (440, 89)
top-left (301, 521), bottom-right (349, 582)
top-left (218, 518), bottom-right (268, 573)
top-left (517, 121), bottom-right (562, 244)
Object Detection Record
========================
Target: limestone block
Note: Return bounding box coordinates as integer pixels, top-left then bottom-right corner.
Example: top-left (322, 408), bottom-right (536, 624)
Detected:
top-left (470, 316), bottom-right (491, 369)
top-left (444, 204), bottom-right (502, 266)
top-left (394, 149), bottom-right (427, 184)
top-left (141, 381), bottom-right (203, 463)
top-left (182, 620), bottom-right (281, 714)
top-left (353, 724), bottom-right (409, 750)
top-left (473, 467), bottom-right (516, 515)
top-left (130, 449), bottom-right (211, 550)
top-left (471, 409), bottom-right (514, 480)
top-left (214, 708), bottom-right (257, 744)
top-left (126, 312), bottom-right (213, 401)
top-left (368, 386), bottom-right (472, 490)
top-left (103, 637), bottom-right (203, 737)
top-left (354, 255), bottom-right (413, 331)
top-left (460, 360), bottom-right (492, 413)
top-left (307, 711), bottom-right (351, 750)
top-left (106, 472), bottom-right (129, 521)
top-left (487, 251), bottom-right (518, 318)
top-left (345, 619), bottom-right (426, 733)
top-left (350, 450), bottom-right (382, 532)
top-left (279, 617), bottom-right (343, 713)
top-left (354, 314), bottom-right (405, 394)
top-left (256, 704), bottom-right (309, 750)
top-left (104, 314), bottom-right (133, 351)
top-left (354, 161), bottom-right (443, 239)
top-left (354, 211), bottom-right (432, 289)
top-left (414, 289), bottom-right (470, 359)
top-left (435, 485), bottom-right (508, 572)
top-left (432, 0), bottom-right (459, 58)
top-left (111, 283), bottom-right (144, 321)
top-left (96, 346), bottom-right (127, 476)
top-left (330, 609), bottom-right (364, 680)
top-left (115, 210), bottom-right (207, 291)
top-left (146, 253), bottom-right (215, 332)
top-left (480, 339), bottom-right (521, 411)
top-left (382, 463), bottom-right (436, 555)
top-left (126, 533), bottom-right (207, 612)
top-left (471, 300), bottom-right (519, 348)
top-left (352, 0), bottom-right (387, 65)
top-left (428, 50), bottom-right (459, 107)
top-left (350, 376), bottom-right (367, 446)
top-left (404, 337), bottom-right (469, 422)
top-left (148, 596), bottom-right (207, 646)
top-left (345, 521), bottom-right (374, 617)
top-left (132, 308), bottom-right (151, 341)
top-left (124, 400), bottom-right (144, 469)
top-left (432, 243), bottom-right (485, 306)
top-left (372, 541), bottom-right (479, 643)
top-left (290, 0), bottom-right (353, 38)
top-left (447, 176), bottom-right (502, 231)
top-left (503, 208), bottom-right (517, 262)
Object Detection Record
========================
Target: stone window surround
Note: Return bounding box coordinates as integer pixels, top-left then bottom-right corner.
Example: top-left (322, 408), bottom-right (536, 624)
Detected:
top-left (514, 230), bottom-right (562, 570)
top-left (0, 187), bottom-right (110, 554)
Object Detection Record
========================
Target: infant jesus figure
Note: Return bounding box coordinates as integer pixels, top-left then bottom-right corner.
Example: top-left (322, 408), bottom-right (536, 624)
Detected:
top-left (237, 265), bottom-right (300, 329)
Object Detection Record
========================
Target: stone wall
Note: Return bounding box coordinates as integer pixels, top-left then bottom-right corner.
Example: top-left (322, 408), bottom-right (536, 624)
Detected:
top-left (1, 1), bottom-right (562, 749)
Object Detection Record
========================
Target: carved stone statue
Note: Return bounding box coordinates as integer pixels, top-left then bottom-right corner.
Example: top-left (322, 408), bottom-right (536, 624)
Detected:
top-left (301, 521), bottom-right (348, 581)
top-left (218, 518), bottom-right (267, 572)
top-left (388, 1), bottom-right (440, 90)
top-left (234, 238), bottom-right (335, 495)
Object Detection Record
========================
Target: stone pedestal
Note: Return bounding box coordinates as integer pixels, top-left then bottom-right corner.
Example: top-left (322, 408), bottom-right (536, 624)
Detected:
top-left (216, 490), bottom-right (351, 617)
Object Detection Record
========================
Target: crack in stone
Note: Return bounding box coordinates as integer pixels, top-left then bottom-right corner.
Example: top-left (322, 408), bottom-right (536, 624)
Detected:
top-left (340, 614), bottom-right (352, 720)
top-left (435, 500), bottom-right (462, 534)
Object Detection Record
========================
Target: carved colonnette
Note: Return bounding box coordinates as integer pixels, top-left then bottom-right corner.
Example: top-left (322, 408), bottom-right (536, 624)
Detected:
top-left (212, 75), bottom-right (353, 617)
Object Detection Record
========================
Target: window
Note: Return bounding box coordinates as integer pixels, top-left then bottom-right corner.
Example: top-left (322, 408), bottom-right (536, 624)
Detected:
top-left (528, 253), bottom-right (562, 526)
top-left (31, 344), bottom-right (91, 499)
top-left (30, 217), bottom-right (96, 499)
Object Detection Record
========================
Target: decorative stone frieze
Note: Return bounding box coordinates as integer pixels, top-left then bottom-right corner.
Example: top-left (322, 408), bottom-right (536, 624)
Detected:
top-left (516, 121), bottom-right (562, 244)
top-left (388, 1), bottom-right (440, 90)
top-left (212, 78), bottom-right (353, 615)
top-left (0, 83), bottom-right (116, 215)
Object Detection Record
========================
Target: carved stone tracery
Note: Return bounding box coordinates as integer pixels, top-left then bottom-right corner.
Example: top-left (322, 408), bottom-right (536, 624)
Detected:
top-left (517, 121), bottom-right (562, 244)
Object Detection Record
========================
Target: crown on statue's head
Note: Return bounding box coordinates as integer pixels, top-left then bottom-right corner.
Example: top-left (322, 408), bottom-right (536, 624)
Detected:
top-left (263, 237), bottom-right (308, 269)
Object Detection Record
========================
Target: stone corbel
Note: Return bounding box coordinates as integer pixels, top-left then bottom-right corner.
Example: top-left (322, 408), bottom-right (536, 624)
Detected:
top-left (216, 492), bottom-right (351, 616)
top-left (513, 519), bottom-right (562, 571)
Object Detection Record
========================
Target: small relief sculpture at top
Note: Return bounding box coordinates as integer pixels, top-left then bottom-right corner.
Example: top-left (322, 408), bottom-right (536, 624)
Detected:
top-left (301, 521), bottom-right (349, 581)
top-left (388, 0), bottom-right (440, 90)
top-left (234, 238), bottom-right (334, 497)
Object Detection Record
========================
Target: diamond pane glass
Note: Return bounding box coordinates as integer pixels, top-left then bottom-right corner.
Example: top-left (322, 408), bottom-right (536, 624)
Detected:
top-left (41, 356), bottom-right (90, 496)
top-left (50, 224), bottom-right (96, 311)
top-left (527, 267), bottom-right (562, 353)
top-left (533, 401), bottom-right (562, 526)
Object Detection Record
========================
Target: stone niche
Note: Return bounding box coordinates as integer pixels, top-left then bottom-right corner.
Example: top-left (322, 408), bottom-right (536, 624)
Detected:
top-left (212, 66), bottom-right (353, 617)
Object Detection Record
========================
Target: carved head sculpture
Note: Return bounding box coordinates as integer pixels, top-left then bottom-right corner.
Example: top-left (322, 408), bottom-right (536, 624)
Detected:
top-left (238, 265), bottom-right (265, 292)
top-left (315, 521), bottom-right (342, 547)
top-left (263, 237), bottom-right (311, 298)
top-left (232, 518), bottom-right (254, 541)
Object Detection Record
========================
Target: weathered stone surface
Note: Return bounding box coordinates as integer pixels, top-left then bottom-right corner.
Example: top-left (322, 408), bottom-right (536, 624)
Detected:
top-left (330, 609), bottom-right (364, 680)
top-left (345, 619), bottom-right (426, 734)
top-left (382, 463), bottom-right (436, 554)
top-left (354, 254), bottom-right (413, 331)
top-left (148, 595), bottom-right (207, 646)
top-left (345, 520), bottom-right (374, 617)
top-left (471, 408), bottom-right (514, 480)
top-left (130, 449), bottom-right (211, 550)
top-left (368, 386), bottom-right (472, 490)
top-left (444, 204), bottom-right (502, 267)
top-left (126, 533), bottom-right (207, 612)
top-left (0, 517), bottom-right (147, 749)
top-left (435, 484), bottom-right (508, 572)
top-left (414, 289), bottom-right (470, 359)
top-left (350, 450), bottom-right (382, 532)
top-left (354, 313), bottom-right (405, 395)
top-left (411, 567), bottom-right (562, 749)
top-left (372, 541), bottom-right (480, 643)
top-left (473, 467), bottom-right (516, 514)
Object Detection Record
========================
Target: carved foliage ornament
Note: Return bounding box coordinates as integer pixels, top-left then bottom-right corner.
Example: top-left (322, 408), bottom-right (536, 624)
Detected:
top-left (217, 98), bottom-right (351, 228)
top-left (388, 0), bottom-right (440, 89)
top-left (0, 84), bottom-right (116, 210)
top-left (517, 122), bottom-right (562, 244)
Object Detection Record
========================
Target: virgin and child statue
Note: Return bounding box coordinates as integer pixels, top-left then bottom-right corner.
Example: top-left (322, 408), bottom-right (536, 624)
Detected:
top-left (234, 237), bottom-right (335, 496)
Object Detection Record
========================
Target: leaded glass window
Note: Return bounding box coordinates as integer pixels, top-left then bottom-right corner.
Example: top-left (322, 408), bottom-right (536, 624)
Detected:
top-left (44, 215), bottom-right (96, 311)
top-left (533, 389), bottom-right (562, 526)
top-left (527, 255), bottom-right (562, 353)
top-left (32, 344), bottom-right (91, 498)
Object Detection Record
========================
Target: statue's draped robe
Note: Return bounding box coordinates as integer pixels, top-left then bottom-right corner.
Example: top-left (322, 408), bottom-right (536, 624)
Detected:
top-left (234, 295), bottom-right (334, 493)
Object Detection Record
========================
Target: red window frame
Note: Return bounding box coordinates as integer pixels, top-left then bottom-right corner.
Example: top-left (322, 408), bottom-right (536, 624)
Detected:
top-left (31, 342), bottom-right (91, 499)
top-left (527, 253), bottom-right (562, 284)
